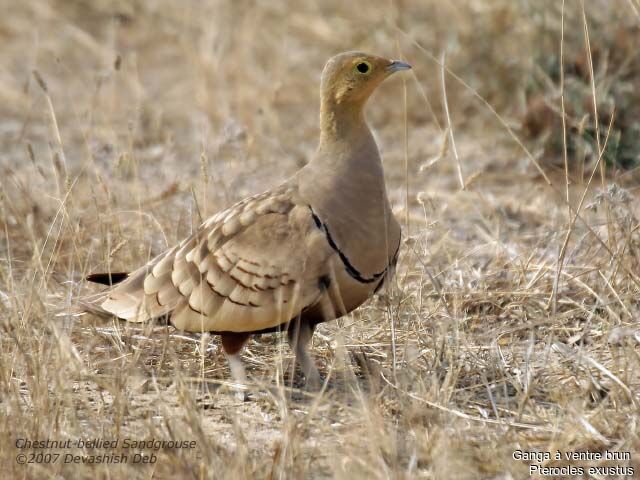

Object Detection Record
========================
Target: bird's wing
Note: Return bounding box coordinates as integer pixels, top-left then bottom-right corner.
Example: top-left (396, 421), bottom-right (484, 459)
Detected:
top-left (99, 184), bottom-right (333, 333)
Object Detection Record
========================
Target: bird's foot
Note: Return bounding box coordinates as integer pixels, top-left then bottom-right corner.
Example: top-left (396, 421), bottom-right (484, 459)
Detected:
top-left (303, 371), bottom-right (324, 392)
top-left (234, 388), bottom-right (251, 402)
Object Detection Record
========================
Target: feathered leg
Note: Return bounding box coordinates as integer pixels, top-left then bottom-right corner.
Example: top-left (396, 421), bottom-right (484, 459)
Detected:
top-left (287, 319), bottom-right (322, 389)
top-left (220, 332), bottom-right (251, 400)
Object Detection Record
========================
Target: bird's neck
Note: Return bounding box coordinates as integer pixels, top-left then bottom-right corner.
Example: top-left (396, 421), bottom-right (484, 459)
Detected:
top-left (301, 97), bottom-right (388, 221)
top-left (318, 98), bottom-right (369, 147)
top-left (299, 98), bottom-right (396, 270)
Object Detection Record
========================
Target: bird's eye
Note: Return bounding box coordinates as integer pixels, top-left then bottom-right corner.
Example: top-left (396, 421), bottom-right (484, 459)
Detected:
top-left (355, 61), bottom-right (371, 74)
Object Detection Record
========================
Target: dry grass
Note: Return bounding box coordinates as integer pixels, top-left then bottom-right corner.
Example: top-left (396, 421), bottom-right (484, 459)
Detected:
top-left (1, 0), bottom-right (639, 478)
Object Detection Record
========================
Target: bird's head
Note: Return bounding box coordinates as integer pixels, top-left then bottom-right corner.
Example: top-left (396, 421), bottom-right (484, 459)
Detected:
top-left (320, 51), bottom-right (411, 108)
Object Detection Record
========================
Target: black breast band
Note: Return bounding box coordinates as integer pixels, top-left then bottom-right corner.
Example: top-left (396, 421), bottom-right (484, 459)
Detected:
top-left (308, 206), bottom-right (387, 284)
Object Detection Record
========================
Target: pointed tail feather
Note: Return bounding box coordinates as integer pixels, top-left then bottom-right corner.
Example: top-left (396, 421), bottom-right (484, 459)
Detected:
top-left (86, 272), bottom-right (130, 286)
top-left (52, 291), bottom-right (115, 320)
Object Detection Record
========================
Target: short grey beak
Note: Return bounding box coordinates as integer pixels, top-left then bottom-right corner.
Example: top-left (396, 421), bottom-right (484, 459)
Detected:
top-left (386, 60), bottom-right (412, 73)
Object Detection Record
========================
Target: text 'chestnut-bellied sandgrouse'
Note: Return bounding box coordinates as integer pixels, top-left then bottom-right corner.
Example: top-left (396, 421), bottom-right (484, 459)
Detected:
top-left (85, 52), bottom-right (411, 392)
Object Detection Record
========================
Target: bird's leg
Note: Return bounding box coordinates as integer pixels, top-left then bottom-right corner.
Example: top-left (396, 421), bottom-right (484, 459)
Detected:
top-left (287, 319), bottom-right (322, 390)
top-left (220, 332), bottom-right (251, 401)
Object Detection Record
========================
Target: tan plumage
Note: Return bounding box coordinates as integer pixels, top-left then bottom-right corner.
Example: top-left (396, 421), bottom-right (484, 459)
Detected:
top-left (86, 52), bottom-right (410, 390)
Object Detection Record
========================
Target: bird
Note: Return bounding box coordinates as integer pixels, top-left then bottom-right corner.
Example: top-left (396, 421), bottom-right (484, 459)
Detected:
top-left (85, 51), bottom-right (410, 392)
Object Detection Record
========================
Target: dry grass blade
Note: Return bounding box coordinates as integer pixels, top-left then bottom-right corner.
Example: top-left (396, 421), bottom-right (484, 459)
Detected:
top-left (439, 51), bottom-right (465, 191)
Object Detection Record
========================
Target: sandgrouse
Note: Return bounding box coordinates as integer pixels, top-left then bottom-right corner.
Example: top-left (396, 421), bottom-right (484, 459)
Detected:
top-left (86, 52), bottom-right (410, 390)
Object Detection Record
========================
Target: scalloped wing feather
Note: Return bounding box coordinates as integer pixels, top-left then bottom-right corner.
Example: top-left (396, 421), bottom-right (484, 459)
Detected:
top-left (99, 186), bottom-right (332, 333)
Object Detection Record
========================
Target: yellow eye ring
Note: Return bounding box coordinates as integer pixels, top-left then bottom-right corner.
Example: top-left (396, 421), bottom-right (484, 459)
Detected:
top-left (355, 61), bottom-right (372, 74)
